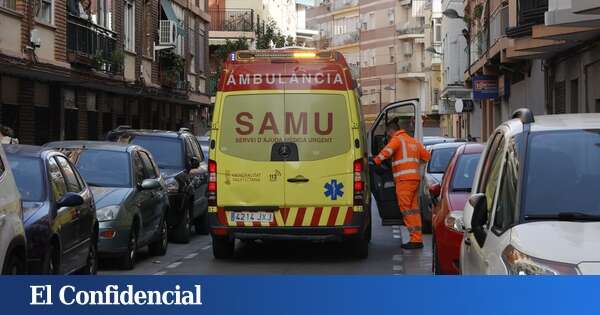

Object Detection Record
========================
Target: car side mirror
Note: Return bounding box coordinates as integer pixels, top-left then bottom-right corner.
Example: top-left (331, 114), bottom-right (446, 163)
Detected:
top-left (140, 178), bottom-right (161, 190)
top-left (188, 157), bottom-right (200, 169)
top-left (57, 192), bottom-right (84, 208)
top-left (429, 183), bottom-right (441, 198)
top-left (469, 193), bottom-right (488, 247)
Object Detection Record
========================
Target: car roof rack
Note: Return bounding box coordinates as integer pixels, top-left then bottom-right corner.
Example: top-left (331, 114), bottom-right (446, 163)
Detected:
top-left (512, 108), bottom-right (534, 124)
top-left (178, 127), bottom-right (191, 133)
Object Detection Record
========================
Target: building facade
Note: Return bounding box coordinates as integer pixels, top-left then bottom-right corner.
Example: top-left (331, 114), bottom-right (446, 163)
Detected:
top-left (0, 0), bottom-right (211, 144)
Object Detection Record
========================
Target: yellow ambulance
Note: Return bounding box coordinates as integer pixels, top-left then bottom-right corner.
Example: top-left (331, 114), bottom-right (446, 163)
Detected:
top-left (207, 49), bottom-right (371, 258)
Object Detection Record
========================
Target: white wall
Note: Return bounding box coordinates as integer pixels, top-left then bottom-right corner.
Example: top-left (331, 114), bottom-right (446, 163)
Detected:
top-left (441, 0), bottom-right (468, 88)
top-left (508, 60), bottom-right (546, 118)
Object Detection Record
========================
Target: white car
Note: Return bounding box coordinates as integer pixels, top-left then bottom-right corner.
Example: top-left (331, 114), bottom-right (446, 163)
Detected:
top-left (461, 109), bottom-right (600, 275)
top-left (0, 145), bottom-right (26, 274)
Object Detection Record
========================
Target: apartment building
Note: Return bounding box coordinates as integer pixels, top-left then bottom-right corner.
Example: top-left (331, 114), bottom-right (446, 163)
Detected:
top-left (0, 0), bottom-right (211, 144)
top-left (422, 0), bottom-right (442, 135)
top-left (306, 0), bottom-right (360, 80)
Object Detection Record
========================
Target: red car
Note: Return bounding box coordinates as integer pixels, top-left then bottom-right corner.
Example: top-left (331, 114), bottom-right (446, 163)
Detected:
top-left (430, 143), bottom-right (484, 275)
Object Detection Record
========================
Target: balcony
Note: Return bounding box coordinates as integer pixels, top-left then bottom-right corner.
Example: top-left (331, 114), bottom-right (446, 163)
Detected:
top-left (470, 28), bottom-right (489, 65)
top-left (67, 15), bottom-right (118, 73)
top-left (506, 0), bottom-right (548, 37)
top-left (158, 51), bottom-right (187, 91)
top-left (489, 6), bottom-right (509, 45)
top-left (332, 0), bottom-right (359, 12)
top-left (331, 31), bottom-right (359, 47)
top-left (397, 23), bottom-right (425, 39)
top-left (397, 62), bottom-right (426, 80)
top-left (208, 9), bottom-right (254, 32)
top-left (574, 0), bottom-right (600, 15)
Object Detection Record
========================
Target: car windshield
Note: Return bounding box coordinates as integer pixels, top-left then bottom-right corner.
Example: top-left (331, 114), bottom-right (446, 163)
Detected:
top-left (76, 150), bottom-right (131, 187)
top-left (451, 154), bottom-right (480, 191)
top-left (523, 130), bottom-right (600, 216)
top-left (428, 147), bottom-right (458, 173)
top-left (131, 136), bottom-right (184, 169)
top-left (8, 156), bottom-right (46, 201)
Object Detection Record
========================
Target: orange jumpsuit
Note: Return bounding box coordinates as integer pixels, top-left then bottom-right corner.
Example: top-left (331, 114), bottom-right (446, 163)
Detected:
top-left (373, 130), bottom-right (431, 243)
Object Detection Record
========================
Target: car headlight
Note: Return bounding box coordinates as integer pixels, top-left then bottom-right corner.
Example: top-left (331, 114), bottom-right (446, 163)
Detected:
top-left (501, 245), bottom-right (579, 275)
top-left (444, 210), bottom-right (464, 232)
top-left (165, 177), bottom-right (179, 193)
top-left (97, 205), bottom-right (119, 222)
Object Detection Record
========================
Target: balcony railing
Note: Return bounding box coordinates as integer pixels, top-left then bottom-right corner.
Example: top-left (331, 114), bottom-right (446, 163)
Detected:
top-left (470, 28), bottom-right (489, 65)
top-left (208, 9), bottom-right (254, 32)
top-left (67, 14), bottom-right (118, 72)
top-left (397, 23), bottom-right (425, 36)
top-left (332, 31), bottom-right (359, 47)
top-left (507, 0), bottom-right (548, 37)
top-left (332, 0), bottom-right (358, 11)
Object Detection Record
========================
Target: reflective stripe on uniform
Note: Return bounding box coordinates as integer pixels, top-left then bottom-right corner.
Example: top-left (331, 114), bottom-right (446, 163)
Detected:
top-left (376, 154), bottom-right (386, 161)
top-left (401, 209), bottom-right (420, 216)
top-left (392, 158), bottom-right (420, 166)
top-left (384, 148), bottom-right (394, 155)
top-left (393, 169), bottom-right (417, 177)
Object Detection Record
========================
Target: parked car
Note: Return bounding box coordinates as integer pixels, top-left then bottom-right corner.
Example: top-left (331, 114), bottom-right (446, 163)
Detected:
top-left (462, 110), bottom-right (600, 275)
top-left (420, 142), bottom-right (465, 233)
top-left (0, 145), bottom-right (27, 275)
top-left (196, 136), bottom-right (210, 159)
top-left (4, 145), bottom-right (98, 274)
top-left (46, 141), bottom-right (170, 269)
top-left (423, 136), bottom-right (458, 147)
top-left (431, 143), bottom-right (484, 275)
top-left (107, 127), bottom-right (209, 243)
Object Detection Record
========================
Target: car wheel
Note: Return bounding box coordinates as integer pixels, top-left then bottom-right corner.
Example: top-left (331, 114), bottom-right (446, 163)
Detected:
top-left (121, 225), bottom-right (138, 270)
top-left (194, 211), bottom-right (209, 235)
top-left (172, 207), bottom-right (191, 244)
top-left (348, 228), bottom-right (369, 259)
top-left (2, 252), bottom-right (25, 275)
top-left (149, 216), bottom-right (169, 256)
top-left (365, 217), bottom-right (372, 243)
top-left (212, 236), bottom-right (234, 259)
top-left (80, 237), bottom-right (98, 275)
top-left (43, 244), bottom-right (59, 275)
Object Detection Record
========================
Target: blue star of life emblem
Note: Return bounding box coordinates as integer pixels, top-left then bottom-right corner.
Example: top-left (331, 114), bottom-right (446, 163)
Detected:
top-left (324, 180), bottom-right (344, 201)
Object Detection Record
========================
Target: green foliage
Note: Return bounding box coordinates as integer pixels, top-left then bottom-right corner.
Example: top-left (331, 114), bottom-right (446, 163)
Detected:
top-left (110, 49), bottom-right (124, 72)
top-left (473, 3), bottom-right (483, 20)
top-left (214, 38), bottom-right (249, 62)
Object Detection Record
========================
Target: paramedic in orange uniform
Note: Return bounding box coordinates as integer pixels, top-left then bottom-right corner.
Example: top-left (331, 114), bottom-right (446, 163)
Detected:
top-left (373, 118), bottom-right (431, 249)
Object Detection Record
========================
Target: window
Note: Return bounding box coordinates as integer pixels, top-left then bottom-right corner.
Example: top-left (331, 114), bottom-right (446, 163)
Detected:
top-left (132, 151), bottom-right (145, 184)
top-left (124, 0), bottom-right (135, 52)
top-left (8, 156), bottom-right (46, 201)
top-left (37, 0), bottom-right (53, 24)
top-left (434, 18), bottom-right (442, 43)
top-left (130, 136), bottom-right (184, 169)
top-left (368, 12), bottom-right (375, 30)
top-left (389, 46), bottom-right (395, 63)
top-left (450, 154), bottom-right (481, 192)
top-left (55, 156), bottom-right (82, 193)
top-left (92, 0), bottom-right (111, 29)
top-left (478, 134), bottom-right (505, 216)
top-left (188, 137), bottom-right (204, 161)
top-left (48, 157), bottom-right (67, 201)
top-left (493, 138), bottom-right (519, 232)
top-left (388, 8), bottom-right (394, 24)
top-left (138, 151), bottom-right (159, 179)
top-left (76, 150), bottom-right (131, 187)
top-left (433, 88), bottom-right (439, 105)
top-left (570, 79), bottom-right (579, 113)
top-left (1, 0), bottom-right (16, 10)
top-left (196, 23), bottom-right (206, 74)
top-left (189, 17), bottom-right (196, 72)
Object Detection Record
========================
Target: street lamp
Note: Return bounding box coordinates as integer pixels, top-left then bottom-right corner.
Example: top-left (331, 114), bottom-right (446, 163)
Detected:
top-left (442, 8), bottom-right (463, 19)
top-left (425, 47), bottom-right (444, 55)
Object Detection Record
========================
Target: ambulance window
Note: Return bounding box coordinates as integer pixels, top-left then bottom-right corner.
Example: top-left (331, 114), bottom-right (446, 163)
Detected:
top-left (284, 94), bottom-right (350, 161)
top-left (219, 94), bottom-right (285, 161)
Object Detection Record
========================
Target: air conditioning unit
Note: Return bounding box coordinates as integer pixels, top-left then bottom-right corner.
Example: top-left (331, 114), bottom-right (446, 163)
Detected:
top-left (159, 20), bottom-right (177, 46)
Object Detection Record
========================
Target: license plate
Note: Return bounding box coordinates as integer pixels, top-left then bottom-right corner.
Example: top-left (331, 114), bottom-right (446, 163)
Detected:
top-left (230, 212), bottom-right (274, 223)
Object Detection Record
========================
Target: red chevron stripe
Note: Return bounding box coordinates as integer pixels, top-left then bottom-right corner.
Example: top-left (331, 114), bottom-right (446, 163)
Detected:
top-left (311, 207), bottom-right (323, 226)
top-left (327, 207), bottom-right (339, 226)
top-left (344, 207), bottom-right (353, 225)
top-left (217, 208), bottom-right (227, 225)
top-left (294, 208), bottom-right (306, 226)
top-left (281, 208), bottom-right (290, 223)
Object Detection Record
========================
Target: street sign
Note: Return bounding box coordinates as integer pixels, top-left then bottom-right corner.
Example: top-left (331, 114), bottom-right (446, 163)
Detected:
top-left (473, 75), bottom-right (498, 100)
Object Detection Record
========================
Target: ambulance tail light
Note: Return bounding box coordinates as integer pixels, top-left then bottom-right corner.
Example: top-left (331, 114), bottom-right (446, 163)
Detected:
top-left (208, 159), bottom-right (217, 206)
top-left (353, 159), bottom-right (364, 206)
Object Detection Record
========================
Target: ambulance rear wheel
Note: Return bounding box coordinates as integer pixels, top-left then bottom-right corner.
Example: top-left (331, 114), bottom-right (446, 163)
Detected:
top-left (212, 236), bottom-right (234, 259)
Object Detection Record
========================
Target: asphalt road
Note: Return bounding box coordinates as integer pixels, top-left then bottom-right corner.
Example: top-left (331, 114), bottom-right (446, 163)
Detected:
top-left (100, 203), bottom-right (433, 275)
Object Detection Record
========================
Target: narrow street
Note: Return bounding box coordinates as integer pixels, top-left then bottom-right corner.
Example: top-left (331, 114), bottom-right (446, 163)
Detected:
top-left (102, 203), bottom-right (433, 275)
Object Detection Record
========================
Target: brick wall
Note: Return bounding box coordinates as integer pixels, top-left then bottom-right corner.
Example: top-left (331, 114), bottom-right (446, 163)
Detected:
top-left (54, 0), bottom-right (67, 62)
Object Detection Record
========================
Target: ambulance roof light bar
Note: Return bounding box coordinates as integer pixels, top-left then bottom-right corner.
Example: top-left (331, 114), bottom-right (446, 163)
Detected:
top-left (233, 50), bottom-right (335, 61)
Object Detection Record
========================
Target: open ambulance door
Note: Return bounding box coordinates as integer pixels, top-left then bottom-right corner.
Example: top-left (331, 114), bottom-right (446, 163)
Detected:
top-left (367, 99), bottom-right (422, 226)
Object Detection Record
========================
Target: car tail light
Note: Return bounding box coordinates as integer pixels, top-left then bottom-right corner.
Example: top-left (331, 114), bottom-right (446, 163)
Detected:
top-left (353, 159), bottom-right (364, 206)
top-left (208, 159), bottom-right (217, 206)
top-left (343, 227), bottom-right (360, 235)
